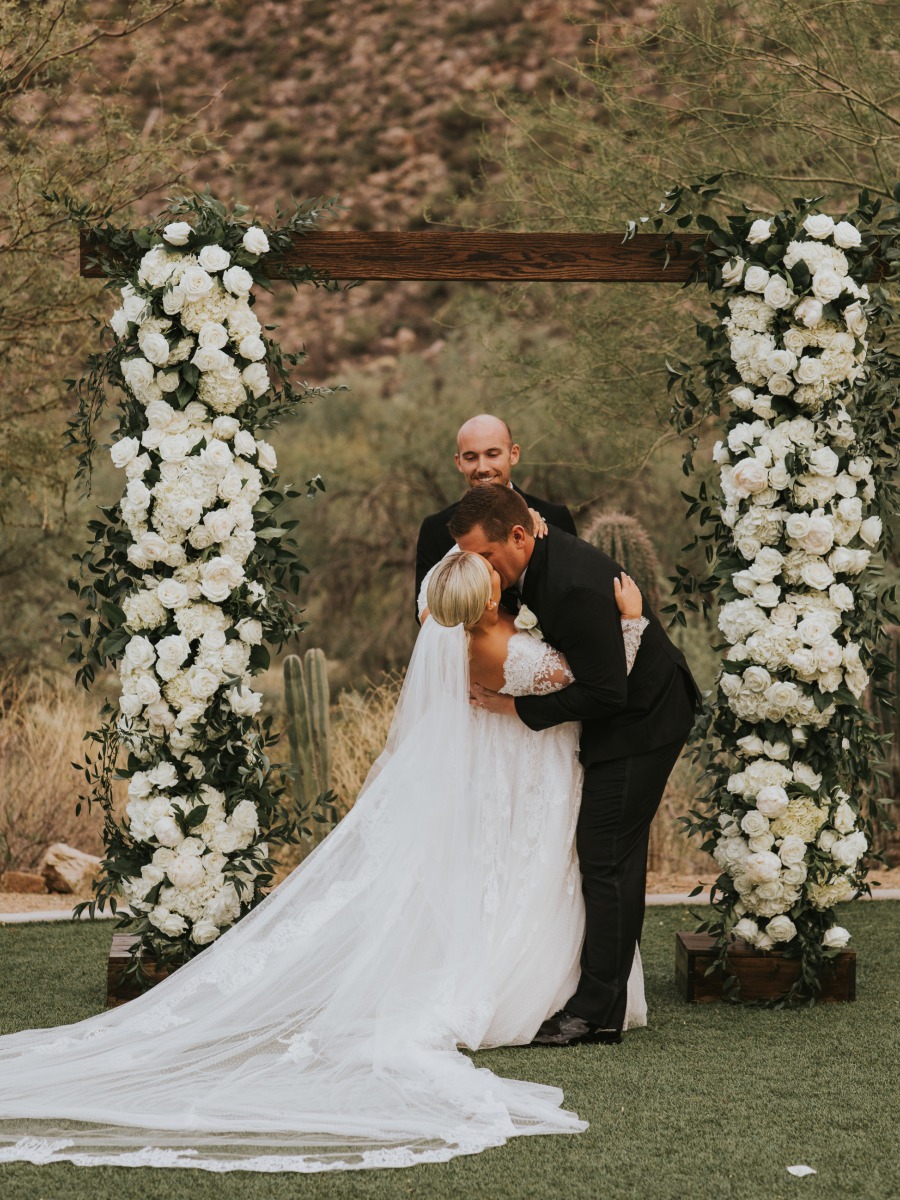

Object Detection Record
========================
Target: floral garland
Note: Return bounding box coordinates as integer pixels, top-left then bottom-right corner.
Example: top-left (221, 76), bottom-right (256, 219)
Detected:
top-left (62, 192), bottom-right (342, 968)
top-left (660, 184), bottom-right (899, 998)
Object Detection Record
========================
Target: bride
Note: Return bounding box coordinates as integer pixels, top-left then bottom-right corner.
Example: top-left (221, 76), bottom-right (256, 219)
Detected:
top-left (0, 549), bottom-right (647, 1175)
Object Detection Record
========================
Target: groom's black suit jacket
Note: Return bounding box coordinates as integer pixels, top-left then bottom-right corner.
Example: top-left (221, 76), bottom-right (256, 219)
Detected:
top-left (415, 484), bottom-right (576, 618)
top-left (516, 527), bottom-right (700, 765)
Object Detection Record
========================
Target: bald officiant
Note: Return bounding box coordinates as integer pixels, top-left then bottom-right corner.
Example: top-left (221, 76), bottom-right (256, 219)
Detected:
top-left (415, 414), bottom-right (576, 619)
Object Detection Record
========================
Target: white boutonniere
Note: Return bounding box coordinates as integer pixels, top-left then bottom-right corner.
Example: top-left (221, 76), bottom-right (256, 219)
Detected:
top-left (514, 604), bottom-right (544, 641)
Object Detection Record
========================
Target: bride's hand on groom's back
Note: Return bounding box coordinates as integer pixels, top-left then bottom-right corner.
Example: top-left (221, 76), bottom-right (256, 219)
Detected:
top-left (613, 573), bottom-right (642, 619)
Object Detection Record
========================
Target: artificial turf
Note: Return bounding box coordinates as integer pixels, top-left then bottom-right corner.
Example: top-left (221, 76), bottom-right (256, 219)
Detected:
top-left (0, 902), bottom-right (897, 1200)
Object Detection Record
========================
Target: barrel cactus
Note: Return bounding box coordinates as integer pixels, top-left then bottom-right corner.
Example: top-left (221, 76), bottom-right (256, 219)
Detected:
top-left (283, 648), bottom-right (332, 817)
top-left (582, 510), bottom-right (662, 613)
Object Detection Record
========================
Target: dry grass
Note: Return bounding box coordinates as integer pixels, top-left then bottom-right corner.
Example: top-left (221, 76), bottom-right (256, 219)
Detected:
top-left (0, 672), bottom-right (104, 874)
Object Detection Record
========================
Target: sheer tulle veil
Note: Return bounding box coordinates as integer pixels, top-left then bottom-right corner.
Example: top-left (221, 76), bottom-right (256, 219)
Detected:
top-left (0, 618), bottom-right (588, 1173)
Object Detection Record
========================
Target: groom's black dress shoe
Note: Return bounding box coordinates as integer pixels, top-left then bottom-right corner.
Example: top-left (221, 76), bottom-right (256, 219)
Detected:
top-left (529, 1010), bottom-right (622, 1048)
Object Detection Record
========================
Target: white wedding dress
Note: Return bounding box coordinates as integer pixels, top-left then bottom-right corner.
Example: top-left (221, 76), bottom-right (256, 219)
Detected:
top-left (0, 616), bottom-right (646, 1174)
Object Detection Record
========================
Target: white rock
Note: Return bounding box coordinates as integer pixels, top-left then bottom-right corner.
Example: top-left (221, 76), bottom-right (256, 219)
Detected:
top-left (40, 843), bottom-right (101, 894)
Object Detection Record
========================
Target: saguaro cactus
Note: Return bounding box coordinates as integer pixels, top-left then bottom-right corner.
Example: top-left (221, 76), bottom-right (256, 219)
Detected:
top-left (582, 509), bottom-right (662, 613)
top-left (283, 648), bottom-right (332, 815)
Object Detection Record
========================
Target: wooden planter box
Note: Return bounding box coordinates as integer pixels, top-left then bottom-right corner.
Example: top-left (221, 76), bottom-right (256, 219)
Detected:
top-left (676, 932), bottom-right (856, 1003)
top-left (107, 932), bottom-right (176, 1007)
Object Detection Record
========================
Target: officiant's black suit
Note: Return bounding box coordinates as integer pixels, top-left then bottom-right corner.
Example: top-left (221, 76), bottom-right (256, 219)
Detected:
top-left (415, 485), bottom-right (575, 618)
top-left (516, 526), bottom-right (701, 1031)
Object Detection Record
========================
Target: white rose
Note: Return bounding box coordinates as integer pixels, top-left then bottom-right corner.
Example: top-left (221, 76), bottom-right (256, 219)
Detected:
top-left (203, 507), bottom-right (236, 542)
top-left (242, 362), bottom-right (269, 398)
top-left (800, 514), bottom-right (835, 555)
top-left (833, 800), bottom-right (856, 835)
top-left (256, 440), bottom-right (277, 471)
top-left (795, 356), bottom-right (823, 385)
top-left (157, 579), bottom-right (190, 609)
top-left (157, 370), bottom-right (180, 394)
top-left (110, 437), bottom-right (140, 469)
top-left (180, 264), bottom-right (216, 300)
top-left (163, 222), bottom-right (192, 246)
top-left (188, 667), bottom-right (220, 699)
top-left (800, 560), bottom-right (835, 591)
top-left (766, 349), bottom-right (797, 376)
top-left (200, 555), bottom-right (245, 603)
top-left (119, 692), bottom-right (143, 718)
top-left (140, 331), bottom-right (170, 366)
top-left (732, 917), bottom-right (760, 945)
top-left (756, 786), bottom-right (789, 819)
top-left (729, 386), bottom-right (755, 409)
top-left (212, 416), bottom-right (240, 440)
top-left (162, 285), bottom-right (186, 315)
top-left (747, 219), bottom-right (772, 244)
top-left (803, 213), bottom-right (835, 239)
top-left (166, 854), bottom-right (206, 890)
top-left (153, 815), bottom-right (184, 847)
top-left (812, 269), bottom-right (843, 302)
top-left (228, 685), bottom-right (263, 717)
top-left (158, 433), bottom-right (190, 462)
top-left (191, 916), bottom-right (222, 945)
top-left (200, 438), bottom-right (233, 470)
top-left (731, 458), bottom-right (769, 497)
top-left (767, 374), bottom-right (795, 396)
top-left (198, 244), bottom-right (231, 273)
top-left (149, 906), bottom-right (188, 936)
top-left (198, 322), bottom-right (229, 349)
top-left (741, 810), bottom-right (770, 837)
top-left (794, 296), bottom-right (824, 327)
top-left (832, 830), bottom-right (867, 868)
top-left (157, 634), bottom-right (190, 665)
top-left (721, 257), bottom-right (746, 286)
top-left (743, 265), bottom-right (770, 293)
top-left (233, 429), bottom-right (257, 458)
top-left (766, 914), bottom-right (797, 943)
top-left (858, 516), bottom-right (882, 547)
top-left (832, 221), bottom-right (861, 249)
top-left (238, 335), bottom-right (266, 361)
top-left (235, 617), bottom-right (263, 644)
top-left (173, 498), bottom-right (204, 529)
top-left (778, 835), bottom-right (807, 865)
top-left (192, 346), bottom-right (232, 373)
top-left (242, 226), bottom-right (270, 255)
top-left (763, 276), bottom-right (794, 309)
top-left (124, 634), bottom-right (156, 671)
top-left (736, 734), bottom-right (765, 757)
top-left (743, 665), bottom-right (771, 693)
top-left (222, 265), bottom-right (254, 295)
top-left (843, 301), bottom-right (867, 338)
top-left (745, 850), bottom-right (783, 884)
top-left (807, 446), bottom-right (840, 477)
top-left (823, 926), bottom-right (850, 949)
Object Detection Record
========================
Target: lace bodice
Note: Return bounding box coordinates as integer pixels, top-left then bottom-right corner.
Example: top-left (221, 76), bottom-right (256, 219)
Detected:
top-left (499, 618), bottom-right (647, 698)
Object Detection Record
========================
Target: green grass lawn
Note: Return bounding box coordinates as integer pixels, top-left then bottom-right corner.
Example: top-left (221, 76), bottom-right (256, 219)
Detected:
top-left (1, 903), bottom-right (897, 1200)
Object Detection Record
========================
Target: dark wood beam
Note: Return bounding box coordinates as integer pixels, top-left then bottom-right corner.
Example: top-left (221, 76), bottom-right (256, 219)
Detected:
top-left (79, 230), bottom-right (702, 282)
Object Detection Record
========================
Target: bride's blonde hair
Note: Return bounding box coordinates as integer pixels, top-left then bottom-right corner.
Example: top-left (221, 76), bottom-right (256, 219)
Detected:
top-left (427, 552), bottom-right (492, 631)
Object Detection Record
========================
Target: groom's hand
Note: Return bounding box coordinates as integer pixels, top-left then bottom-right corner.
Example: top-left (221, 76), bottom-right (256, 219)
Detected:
top-left (470, 682), bottom-right (517, 717)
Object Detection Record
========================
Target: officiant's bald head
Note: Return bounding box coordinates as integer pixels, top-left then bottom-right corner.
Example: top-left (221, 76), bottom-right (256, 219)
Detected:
top-left (455, 415), bottom-right (520, 489)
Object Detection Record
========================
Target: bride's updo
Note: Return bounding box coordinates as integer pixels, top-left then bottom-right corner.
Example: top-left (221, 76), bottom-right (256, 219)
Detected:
top-left (427, 552), bottom-right (492, 631)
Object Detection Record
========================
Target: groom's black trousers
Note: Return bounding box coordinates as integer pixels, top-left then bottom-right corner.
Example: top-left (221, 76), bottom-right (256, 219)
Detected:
top-left (566, 737), bottom-right (685, 1030)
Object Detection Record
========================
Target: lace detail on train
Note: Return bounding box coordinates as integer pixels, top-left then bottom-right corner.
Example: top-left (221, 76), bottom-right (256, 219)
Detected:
top-left (0, 617), bottom-right (643, 1175)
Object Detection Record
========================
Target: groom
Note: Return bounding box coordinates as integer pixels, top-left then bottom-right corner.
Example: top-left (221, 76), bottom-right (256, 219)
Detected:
top-left (450, 485), bottom-right (700, 1046)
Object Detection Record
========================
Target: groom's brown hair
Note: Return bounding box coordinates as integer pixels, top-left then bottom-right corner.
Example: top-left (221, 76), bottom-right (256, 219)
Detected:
top-left (448, 485), bottom-right (534, 543)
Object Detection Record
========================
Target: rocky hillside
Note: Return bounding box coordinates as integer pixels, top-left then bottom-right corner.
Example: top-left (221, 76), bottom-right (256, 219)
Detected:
top-left (97, 0), bottom-right (615, 375)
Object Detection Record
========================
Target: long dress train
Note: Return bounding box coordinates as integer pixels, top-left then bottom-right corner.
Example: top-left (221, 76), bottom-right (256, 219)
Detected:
top-left (0, 618), bottom-right (645, 1173)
